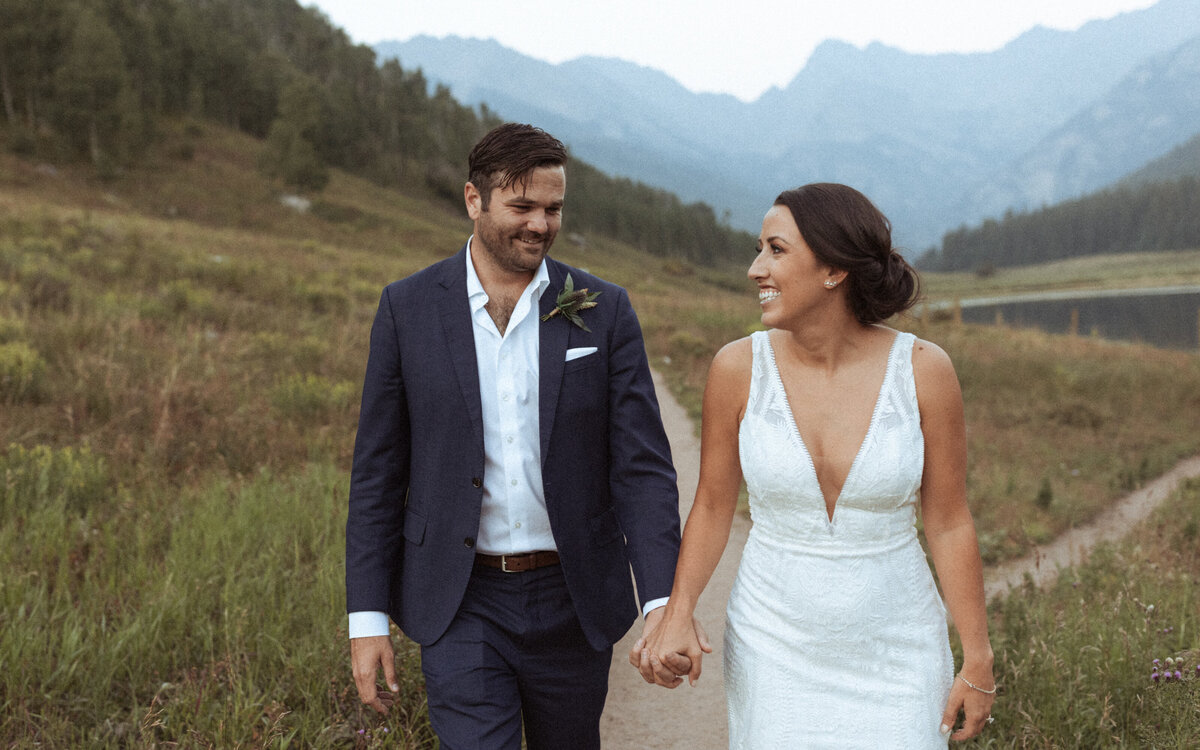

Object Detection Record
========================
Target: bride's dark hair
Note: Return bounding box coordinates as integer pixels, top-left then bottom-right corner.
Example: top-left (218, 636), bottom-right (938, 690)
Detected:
top-left (774, 183), bottom-right (921, 325)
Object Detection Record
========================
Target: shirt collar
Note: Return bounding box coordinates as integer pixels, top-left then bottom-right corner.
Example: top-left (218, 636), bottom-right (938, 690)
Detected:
top-left (465, 236), bottom-right (551, 313)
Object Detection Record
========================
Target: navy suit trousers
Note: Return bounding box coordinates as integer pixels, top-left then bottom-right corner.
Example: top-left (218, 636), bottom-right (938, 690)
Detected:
top-left (419, 562), bottom-right (612, 750)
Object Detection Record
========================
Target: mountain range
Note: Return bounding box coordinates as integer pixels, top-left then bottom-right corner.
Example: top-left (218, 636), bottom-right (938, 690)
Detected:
top-left (376, 0), bottom-right (1200, 255)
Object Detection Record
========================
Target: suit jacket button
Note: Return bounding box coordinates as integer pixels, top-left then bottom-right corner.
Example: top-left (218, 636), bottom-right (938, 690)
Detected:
top-left (464, 537), bottom-right (475, 548)
top-left (471, 477), bottom-right (482, 488)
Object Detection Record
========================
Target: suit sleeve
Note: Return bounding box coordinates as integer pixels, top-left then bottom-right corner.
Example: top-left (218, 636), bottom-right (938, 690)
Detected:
top-left (345, 286), bottom-right (410, 614)
top-left (605, 288), bottom-right (681, 607)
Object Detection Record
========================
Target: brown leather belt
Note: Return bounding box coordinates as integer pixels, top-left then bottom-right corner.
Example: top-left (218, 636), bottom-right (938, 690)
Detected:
top-left (475, 551), bottom-right (560, 573)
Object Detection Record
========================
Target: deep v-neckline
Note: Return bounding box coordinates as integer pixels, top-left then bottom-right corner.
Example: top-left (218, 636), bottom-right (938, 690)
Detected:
top-left (762, 331), bottom-right (900, 524)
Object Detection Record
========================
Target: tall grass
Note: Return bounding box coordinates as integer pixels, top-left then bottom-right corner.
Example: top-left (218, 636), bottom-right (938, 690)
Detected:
top-left (3, 123), bottom-right (1200, 745)
top-left (960, 478), bottom-right (1200, 748)
top-left (0, 460), bottom-right (433, 747)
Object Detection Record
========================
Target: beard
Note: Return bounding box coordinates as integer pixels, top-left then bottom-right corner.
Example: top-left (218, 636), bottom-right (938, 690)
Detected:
top-left (474, 216), bottom-right (556, 276)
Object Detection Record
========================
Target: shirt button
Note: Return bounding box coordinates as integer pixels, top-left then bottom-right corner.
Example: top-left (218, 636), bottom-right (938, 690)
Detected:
top-left (510, 479), bottom-right (518, 486)
top-left (506, 436), bottom-right (514, 444)
top-left (514, 522), bottom-right (522, 529)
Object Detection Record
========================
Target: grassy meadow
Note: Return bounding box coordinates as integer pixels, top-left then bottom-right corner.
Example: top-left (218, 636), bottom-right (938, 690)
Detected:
top-left (2, 122), bottom-right (1200, 746)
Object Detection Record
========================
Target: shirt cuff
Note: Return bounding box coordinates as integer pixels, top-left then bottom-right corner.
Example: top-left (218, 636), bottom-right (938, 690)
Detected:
top-left (348, 610), bottom-right (390, 639)
top-left (642, 597), bottom-right (669, 617)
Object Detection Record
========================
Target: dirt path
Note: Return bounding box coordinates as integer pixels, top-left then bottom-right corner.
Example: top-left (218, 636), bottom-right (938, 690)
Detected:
top-left (983, 454), bottom-right (1200, 599)
top-left (599, 371), bottom-right (749, 749)
top-left (599, 371), bottom-right (1200, 749)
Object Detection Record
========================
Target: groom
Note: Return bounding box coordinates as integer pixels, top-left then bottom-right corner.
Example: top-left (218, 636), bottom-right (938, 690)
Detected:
top-left (345, 122), bottom-right (681, 749)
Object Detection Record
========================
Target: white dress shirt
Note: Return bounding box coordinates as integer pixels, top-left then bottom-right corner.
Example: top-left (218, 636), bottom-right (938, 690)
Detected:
top-left (349, 239), bottom-right (660, 639)
top-left (467, 241), bottom-right (556, 555)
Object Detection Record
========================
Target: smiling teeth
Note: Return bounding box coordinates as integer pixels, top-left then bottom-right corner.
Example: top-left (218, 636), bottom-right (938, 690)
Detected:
top-left (759, 290), bottom-right (780, 303)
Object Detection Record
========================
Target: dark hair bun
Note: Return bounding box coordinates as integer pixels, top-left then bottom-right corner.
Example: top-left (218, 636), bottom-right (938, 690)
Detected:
top-left (774, 184), bottom-right (922, 324)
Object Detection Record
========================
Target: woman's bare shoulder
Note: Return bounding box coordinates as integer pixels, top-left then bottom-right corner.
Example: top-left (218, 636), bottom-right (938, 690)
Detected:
top-left (711, 335), bottom-right (755, 376)
top-left (911, 336), bottom-right (955, 372)
top-left (910, 336), bottom-right (962, 406)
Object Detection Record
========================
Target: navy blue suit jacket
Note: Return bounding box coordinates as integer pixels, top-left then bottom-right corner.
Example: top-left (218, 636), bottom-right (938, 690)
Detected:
top-left (346, 247), bottom-right (680, 650)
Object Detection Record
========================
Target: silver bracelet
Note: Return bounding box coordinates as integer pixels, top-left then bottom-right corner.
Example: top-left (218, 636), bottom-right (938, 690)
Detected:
top-left (957, 673), bottom-right (997, 695)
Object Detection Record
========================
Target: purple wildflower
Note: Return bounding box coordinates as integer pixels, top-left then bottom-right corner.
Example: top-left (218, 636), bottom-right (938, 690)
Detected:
top-left (1176, 671), bottom-right (1183, 680)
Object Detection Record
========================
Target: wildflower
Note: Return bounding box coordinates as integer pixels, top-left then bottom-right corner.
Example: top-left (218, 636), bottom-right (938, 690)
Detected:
top-left (1175, 670), bottom-right (1183, 680)
top-left (1152, 671), bottom-right (1160, 682)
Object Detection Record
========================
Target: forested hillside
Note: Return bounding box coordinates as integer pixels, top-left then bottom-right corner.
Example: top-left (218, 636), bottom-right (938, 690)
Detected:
top-left (0, 0), bottom-right (748, 265)
top-left (1122, 131), bottom-right (1200, 187)
top-left (922, 176), bottom-right (1200, 272)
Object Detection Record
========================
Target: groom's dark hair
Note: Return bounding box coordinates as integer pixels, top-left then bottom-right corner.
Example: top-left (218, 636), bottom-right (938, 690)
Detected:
top-left (468, 123), bottom-right (567, 209)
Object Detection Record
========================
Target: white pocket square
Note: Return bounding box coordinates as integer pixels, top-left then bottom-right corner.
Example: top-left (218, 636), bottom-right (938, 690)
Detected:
top-left (565, 347), bottom-right (598, 362)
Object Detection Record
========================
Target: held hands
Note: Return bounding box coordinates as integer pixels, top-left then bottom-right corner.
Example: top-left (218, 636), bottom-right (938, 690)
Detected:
top-left (628, 607), bottom-right (712, 689)
top-left (350, 635), bottom-right (400, 715)
top-left (939, 663), bottom-right (996, 741)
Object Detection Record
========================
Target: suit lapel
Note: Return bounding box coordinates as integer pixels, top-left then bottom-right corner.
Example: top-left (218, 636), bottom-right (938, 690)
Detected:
top-left (539, 261), bottom-right (569, 468)
top-left (437, 247), bottom-right (485, 450)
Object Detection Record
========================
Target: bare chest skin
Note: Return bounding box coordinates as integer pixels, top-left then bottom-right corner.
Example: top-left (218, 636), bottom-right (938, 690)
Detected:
top-left (770, 329), bottom-right (893, 516)
top-left (484, 293), bottom-right (521, 337)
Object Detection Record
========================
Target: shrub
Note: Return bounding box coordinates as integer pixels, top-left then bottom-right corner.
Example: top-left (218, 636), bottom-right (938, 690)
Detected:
top-left (0, 443), bottom-right (109, 516)
top-left (21, 268), bottom-right (72, 311)
top-left (1035, 476), bottom-right (1054, 509)
top-left (0, 315), bottom-right (25, 343)
top-left (0, 341), bottom-right (48, 402)
top-left (667, 330), bottom-right (711, 360)
top-left (269, 373), bottom-right (355, 422)
top-left (142, 279), bottom-right (228, 328)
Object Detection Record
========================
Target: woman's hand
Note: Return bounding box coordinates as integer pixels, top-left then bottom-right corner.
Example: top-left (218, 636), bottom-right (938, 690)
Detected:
top-left (629, 608), bottom-right (711, 688)
top-left (939, 665), bottom-right (996, 741)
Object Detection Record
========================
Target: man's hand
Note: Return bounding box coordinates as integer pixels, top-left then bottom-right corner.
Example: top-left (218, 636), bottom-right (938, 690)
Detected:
top-left (350, 635), bottom-right (400, 714)
top-left (629, 608), bottom-right (712, 688)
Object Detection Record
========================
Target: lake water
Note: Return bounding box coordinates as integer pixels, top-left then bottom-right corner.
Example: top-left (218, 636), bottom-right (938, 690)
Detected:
top-left (939, 287), bottom-right (1200, 351)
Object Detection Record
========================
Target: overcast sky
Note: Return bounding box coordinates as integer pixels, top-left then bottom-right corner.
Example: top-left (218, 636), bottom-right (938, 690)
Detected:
top-left (306, 0), bottom-right (1159, 101)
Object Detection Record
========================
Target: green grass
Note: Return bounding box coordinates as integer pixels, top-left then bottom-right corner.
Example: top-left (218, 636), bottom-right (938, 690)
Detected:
top-left (3, 121), bottom-right (1200, 746)
top-left (959, 478), bottom-right (1200, 748)
top-left (920, 247), bottom-right (1200, 302)
top-left (0, 460), bottom-right (434, 748)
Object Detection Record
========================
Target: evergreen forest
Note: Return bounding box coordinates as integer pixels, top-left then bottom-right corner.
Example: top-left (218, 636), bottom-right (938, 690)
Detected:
top-left (0, 0), bottom-right (751, 266)
top-left (924, 176), bottom-right (1200, 272)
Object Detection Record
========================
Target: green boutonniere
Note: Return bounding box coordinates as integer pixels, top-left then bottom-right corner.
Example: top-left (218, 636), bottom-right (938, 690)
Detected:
top-left (541, 273), bottom-right (601, 332)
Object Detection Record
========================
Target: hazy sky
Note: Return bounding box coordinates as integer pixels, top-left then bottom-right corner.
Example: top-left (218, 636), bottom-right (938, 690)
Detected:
top-left (306, 0), bottom-right (1159, 101)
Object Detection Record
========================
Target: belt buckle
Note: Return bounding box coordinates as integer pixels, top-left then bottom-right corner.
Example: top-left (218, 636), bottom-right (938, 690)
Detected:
top-left (501, 554), bottom-right (515, 573)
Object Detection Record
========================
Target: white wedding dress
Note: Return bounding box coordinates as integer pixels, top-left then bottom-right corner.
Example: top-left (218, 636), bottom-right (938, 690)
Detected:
top-left (724, 330), bottom-right (953, 748)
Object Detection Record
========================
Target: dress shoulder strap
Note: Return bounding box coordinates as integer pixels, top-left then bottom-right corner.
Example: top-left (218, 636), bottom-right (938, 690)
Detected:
top-left (889, 331), bottom-right (920, 414)
top-left (746, 330), bottom-right (772, 415)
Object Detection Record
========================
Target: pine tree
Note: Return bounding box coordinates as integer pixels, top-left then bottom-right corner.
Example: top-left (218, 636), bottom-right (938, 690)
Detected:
top-left (259, 76), bottom-right (329, 192)
top-left (52, 5), bottom-right (133, 172)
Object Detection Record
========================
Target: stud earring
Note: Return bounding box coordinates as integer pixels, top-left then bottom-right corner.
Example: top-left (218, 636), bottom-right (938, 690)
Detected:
top-left (824, 279), bottom-right (838, 288)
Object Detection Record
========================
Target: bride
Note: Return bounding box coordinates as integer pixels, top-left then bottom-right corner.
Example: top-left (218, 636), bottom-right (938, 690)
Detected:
top-left (635, 184), bottom-right (995, 747)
